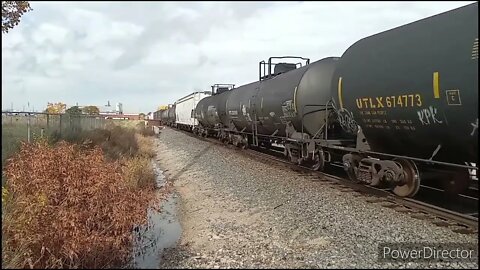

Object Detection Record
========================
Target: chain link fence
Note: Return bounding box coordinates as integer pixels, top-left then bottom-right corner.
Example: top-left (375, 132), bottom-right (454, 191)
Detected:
top-left (2, 112), bottom-right (111, 166)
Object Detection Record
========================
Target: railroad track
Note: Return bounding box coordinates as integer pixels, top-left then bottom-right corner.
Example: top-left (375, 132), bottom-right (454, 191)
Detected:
top-left (166, 127), bottom-right (478, 235)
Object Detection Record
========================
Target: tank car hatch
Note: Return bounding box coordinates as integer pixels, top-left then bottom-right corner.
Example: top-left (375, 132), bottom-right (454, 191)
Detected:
top-left (259, 56), bottom-right (310, 81)
top-left (273, 63), bottom-right (297, 75)
top-left (212, 84), bottom-right (235, 95)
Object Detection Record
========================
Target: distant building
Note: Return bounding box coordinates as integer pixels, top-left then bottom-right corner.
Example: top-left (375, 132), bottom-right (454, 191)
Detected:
top-left (116, 103), bottom-right (123, 114)
top-left (76, 101), bottom-right (123, 115)
top-left (98, 101), bottom-right (122, 115)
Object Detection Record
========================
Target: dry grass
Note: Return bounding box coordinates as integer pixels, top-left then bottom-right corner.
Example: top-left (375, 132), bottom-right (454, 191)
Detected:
top-left (138, 126), bottom-right (156, 137)
top-left (136, 133), bottom-right (156, 159)
top-left (2, 124), bottom-right (160, 269)
top-left (106, 119), bottom-right (144, 130)
top-left (122, 156), bottom-right (156, 190)
top-left (124, 133), bottom-right (157, 190)
top-left (50, 126), bottom-right (139, 161)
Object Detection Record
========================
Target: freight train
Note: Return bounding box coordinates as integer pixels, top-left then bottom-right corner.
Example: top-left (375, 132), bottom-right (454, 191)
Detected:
top-left (154, 3), bottom-right (478, 197)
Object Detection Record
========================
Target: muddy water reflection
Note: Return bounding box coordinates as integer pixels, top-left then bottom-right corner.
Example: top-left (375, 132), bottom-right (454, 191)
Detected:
top-left (131, 161), bottom-right (181, 269)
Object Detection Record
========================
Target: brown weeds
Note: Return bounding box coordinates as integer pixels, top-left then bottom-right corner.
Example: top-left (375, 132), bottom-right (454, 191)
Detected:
top-left (2, 140), bottom-right (157, 269)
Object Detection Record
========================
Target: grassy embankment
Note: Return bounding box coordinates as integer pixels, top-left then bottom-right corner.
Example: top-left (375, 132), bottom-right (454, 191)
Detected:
top-left (1, 120), bottom-right (160, 268)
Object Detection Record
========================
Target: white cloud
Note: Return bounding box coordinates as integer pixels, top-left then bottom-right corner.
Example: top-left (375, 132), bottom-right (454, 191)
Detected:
top-left (1, 1), bottom-right (476, 113)
top-left (32, 23), bottom-right (69, 46)
top-left (1, 30), bottom-right (26, 49)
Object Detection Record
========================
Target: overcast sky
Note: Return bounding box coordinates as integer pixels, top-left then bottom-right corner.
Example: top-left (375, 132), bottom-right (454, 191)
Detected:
top-left (1, 1), bottom-right (476, 113)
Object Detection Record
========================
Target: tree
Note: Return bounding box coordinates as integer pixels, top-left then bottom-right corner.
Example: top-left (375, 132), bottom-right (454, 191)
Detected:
top-left (82, 106), bottom-right (100, 115)
top-left (157, 105), bottom-right (168, 111)
top-left (139, 113), bottom-right (145, 120)
top-left (2, 1), bottom-right (32, 34)
top-left (66, 106), bottom-right (82, 115)
top-left (45, 102), bottom-right (66, 114)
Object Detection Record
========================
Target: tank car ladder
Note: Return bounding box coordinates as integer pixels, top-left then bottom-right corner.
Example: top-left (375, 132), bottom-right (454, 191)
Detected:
top-left (252, 115), bottom-right (259, 147)
top-left (251, 86), bottom-right (261, 147)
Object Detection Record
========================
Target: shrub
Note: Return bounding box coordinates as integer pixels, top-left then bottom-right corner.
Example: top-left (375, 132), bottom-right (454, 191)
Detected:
top-left (2, 140), bottom-right (157, 269)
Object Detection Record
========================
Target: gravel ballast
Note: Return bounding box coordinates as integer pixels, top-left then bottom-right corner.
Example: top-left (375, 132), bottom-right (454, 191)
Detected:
top-left (153, 127), bottom-right (478, 269)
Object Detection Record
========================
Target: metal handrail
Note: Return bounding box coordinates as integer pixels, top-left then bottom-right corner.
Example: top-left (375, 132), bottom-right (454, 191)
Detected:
top-left (298, 101), bottom-right (335, 158)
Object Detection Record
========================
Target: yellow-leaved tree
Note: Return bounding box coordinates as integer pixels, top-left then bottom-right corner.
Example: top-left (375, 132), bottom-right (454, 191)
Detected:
top-left (45, 102), bottom-right (66, 114)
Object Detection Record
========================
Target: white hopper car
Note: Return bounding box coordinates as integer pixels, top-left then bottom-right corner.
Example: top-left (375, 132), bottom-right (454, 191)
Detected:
top-left (174, 91), bottom-right (211, 131)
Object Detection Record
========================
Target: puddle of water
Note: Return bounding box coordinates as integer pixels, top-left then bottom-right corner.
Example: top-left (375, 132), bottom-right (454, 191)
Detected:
top-left (130, 161), bottom-right (182, 269)
top-left (152, 160), bottom-right (167, 188)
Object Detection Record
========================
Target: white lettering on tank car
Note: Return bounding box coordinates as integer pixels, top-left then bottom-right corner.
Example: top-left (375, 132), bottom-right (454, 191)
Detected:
top-left (281, 100), bottom-right (296, 118)
top-left (241, 105), bottom-right (252, 122)
top-left (471, 118), bottom-right (478, 136)
top-left (417, 106), bottom-right (443, 125)
top-left (337, 108), bottom-right (358, 134)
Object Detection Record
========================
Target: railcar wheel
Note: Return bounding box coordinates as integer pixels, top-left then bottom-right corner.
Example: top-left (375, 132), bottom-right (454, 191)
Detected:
top-left (221, 135), bottom-right (229, 144)
top-left (288, 150), bottom-right (298, 164)
top-left (343, 154), bottom-right (361, 183)
top-left (240, 143), bottom-right (247, 149)
top-left (392, 159), bottom-right (420, 197)
top-left (311, 150), bottom-right (325, 171)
